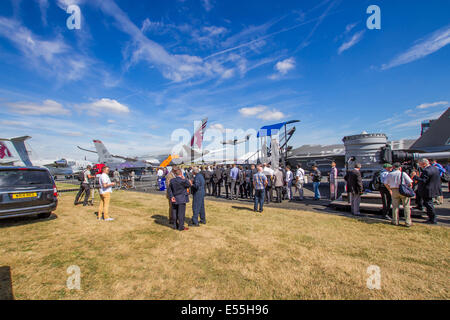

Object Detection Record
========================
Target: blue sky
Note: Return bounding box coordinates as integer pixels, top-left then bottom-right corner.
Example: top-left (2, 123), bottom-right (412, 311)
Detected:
top-left (0, 0), bottom-right (449, 160)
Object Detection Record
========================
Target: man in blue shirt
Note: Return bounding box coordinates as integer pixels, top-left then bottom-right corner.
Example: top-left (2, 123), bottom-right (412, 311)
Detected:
top-left (253, 165), bottom-right (268, 213)
top-left (230, 164), bottom-right (239, 200)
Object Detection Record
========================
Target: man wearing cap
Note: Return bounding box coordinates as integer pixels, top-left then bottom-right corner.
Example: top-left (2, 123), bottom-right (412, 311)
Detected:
top-left (75, 165), bottom-right (94, 206)
top-left (379, 163), bottom-right (393, 220)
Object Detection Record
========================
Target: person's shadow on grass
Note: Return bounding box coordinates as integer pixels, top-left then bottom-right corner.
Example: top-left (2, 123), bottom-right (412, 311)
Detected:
top-left (231, 206), bottom-right (254, 212)
top-left (151, 214), bottom-right (175, 229)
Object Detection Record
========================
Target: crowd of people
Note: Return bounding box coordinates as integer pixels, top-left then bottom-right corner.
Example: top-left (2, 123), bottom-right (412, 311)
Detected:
top-left (164, 162), bottom-right (328, 203)
top-left (346, 158), bottom-right (446, 226)
top-left (73, 157), bottom-right (448, 228)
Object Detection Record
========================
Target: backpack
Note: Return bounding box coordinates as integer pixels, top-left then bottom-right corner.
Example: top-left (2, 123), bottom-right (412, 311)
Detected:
top-left (370, 171), bottom-right (382, 191)
top-left (441, 171), bottom-right (450, 183)
top-left (77, 170), bottom-right (85, 182)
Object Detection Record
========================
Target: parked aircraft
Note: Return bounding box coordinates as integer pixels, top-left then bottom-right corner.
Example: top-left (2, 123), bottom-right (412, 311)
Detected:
top-left (78, 118), bottom-right (212, 168)
top-left (0, 136), bottom-right (92, 176)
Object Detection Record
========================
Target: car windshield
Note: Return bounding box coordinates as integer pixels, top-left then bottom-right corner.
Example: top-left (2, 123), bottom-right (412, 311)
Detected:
top-left (0, 170), bottom-right (53, 187)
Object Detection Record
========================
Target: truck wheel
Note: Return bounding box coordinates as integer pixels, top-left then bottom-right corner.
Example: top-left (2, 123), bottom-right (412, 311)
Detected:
top-left (38, 212), bottom-right (52, 219)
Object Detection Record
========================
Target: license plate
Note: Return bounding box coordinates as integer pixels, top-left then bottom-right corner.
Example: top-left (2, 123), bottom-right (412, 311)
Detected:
top-left (12, 192), bottom-right (37, 199)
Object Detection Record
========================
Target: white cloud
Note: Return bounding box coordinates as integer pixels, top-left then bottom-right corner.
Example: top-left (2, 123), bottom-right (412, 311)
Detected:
top-left (80, 98), bottom-right (130, 114)
top-left (338, 30), bottom-right (365, 54)
top-left (36, 0), bottom-right (49, 26)
top-left (382, 24), bottom-right (450, 70)
top-left (345, 22), bottom-right (357, 33)
top-left (269, 57), bottom-right (295, 80)
top-left (275, 57), bottom-right (295, 74)
top-left (415, 101), bottom-right (449, 109)
top-left (0, 16), bottom-right (91, 81)
top-left (201, 0), bottom-right (213, 12)
top-left (6, 99), bottom-right (70, 115)
top-left (239, 105), bottom-right (285, 121)
top-left (96, 0), bottom-right (235, 83)
top-left (221, 68), bottom-right (235, 79)
top-left (210, 123), bottom-right (225, 132)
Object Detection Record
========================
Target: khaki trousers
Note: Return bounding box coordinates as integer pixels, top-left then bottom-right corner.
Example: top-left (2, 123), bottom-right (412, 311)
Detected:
top-left (391, 188), bottom-right (411, 226)
top-left (98, 192), bottom-right (111, 220)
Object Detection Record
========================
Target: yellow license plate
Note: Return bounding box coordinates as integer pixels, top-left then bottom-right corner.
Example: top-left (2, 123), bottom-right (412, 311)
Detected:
top-left (12, 192), bottom-right (37, 199)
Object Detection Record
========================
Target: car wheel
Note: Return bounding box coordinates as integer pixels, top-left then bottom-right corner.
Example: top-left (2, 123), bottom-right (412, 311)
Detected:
top-left (38, 212), bottom-right (52, 219)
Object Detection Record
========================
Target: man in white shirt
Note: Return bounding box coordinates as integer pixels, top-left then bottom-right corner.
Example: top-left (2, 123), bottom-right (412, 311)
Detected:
top-left (384, 163), bottom-right (413, 227)
top-left (294, 164), bottom-right (305, 200)
top-left (285, 166), bottom-right (294, 200)
top-left (98, 166), bottom-right (115, 221)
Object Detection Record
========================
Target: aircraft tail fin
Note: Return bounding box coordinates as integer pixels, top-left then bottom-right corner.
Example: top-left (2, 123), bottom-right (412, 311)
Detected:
top-left (6, 136), bottom-right (32, 166)
top-left (0, 141), bottom-right (13, 161)
top-left (93, 140), bottom-right (113, 163)
top-left (190, 118), bottom-right (208, 149)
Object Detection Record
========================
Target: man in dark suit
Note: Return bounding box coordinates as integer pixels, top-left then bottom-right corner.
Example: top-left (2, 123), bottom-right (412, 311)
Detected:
top-left (191, 167), bottom-right (206, 226)
top-left (167, 169), bottom-right (192, 231)
top-left (411, 158), bottom-right (441, 224)
top-left (223, 165), bottom-right (231, 199)
top-left (213, 165), bottom-right (223, 197)
top-left (344, 163), bottom-right (364, 216)
top-left (202, 166), bottom-right (212, 196)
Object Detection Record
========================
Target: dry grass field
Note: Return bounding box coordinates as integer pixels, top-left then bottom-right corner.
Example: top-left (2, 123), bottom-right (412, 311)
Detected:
top-left (0, 187), bottom-right (449, 300)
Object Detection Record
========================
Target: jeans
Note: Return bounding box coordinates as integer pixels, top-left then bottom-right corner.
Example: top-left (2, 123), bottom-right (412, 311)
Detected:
top-left (75, 183), bottom-right (90, 205)
top-left (286, 181), bottom-right (293, 200)
top-left (313, 182), bottom-right (321, 199)
top-left (254, 189), bottom-right (265, 211)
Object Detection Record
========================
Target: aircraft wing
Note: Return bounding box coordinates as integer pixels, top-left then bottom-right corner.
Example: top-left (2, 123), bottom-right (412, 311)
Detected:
top-left (77, 146), bottom-right (97, 154)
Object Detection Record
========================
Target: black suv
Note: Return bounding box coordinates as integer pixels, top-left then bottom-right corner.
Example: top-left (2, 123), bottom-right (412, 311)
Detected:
top-left (0, 167), bottom-right (58, 220)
